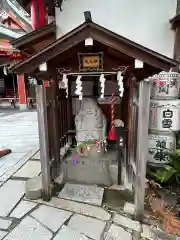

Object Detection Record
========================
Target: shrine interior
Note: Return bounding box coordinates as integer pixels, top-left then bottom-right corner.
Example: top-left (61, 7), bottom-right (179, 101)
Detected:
top-left (56, 71), bottom-right (132, 186)
top-left (0, 66), bottom-right (18, 98)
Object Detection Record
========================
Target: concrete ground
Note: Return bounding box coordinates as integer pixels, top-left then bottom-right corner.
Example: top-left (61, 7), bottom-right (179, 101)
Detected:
top-left (0, 110), bottom-right (172, 240)
top-left (0, 150), bottom-right (170, 240)
top-left (0, 110), bottom-right (39, 182)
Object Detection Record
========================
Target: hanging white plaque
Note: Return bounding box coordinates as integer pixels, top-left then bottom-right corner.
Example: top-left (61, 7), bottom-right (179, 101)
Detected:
top-left (98, 96), bottom-right (121, 104)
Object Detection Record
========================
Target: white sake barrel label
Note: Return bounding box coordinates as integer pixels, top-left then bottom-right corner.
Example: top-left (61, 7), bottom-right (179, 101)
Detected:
top-left (148, 133), bottom-right (176, 164)
top-left (151, 72), bottom-right (180, 99)
top-left (149, 100), bottom-right (180, 131)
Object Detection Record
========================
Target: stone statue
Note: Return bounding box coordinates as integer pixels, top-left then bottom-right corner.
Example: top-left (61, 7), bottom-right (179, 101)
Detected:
top-left (75, 98), bottom-right (107, 156)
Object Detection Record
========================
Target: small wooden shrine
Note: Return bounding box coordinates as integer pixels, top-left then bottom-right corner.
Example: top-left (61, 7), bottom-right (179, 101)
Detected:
top-left (11, 19), bottom-right (178, 220)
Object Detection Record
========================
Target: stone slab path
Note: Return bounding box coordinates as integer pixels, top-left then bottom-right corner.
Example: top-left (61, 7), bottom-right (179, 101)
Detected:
top-left (0, 111), bottom-right (174, 240)
top-left (0, 164), bottom-right (170, 240)
top-left (0, 147), bottom-right (172, 240)
top-left (58, 183), bottom-right (104, 206)
top-left (0, 110), bottom-right (39, 181)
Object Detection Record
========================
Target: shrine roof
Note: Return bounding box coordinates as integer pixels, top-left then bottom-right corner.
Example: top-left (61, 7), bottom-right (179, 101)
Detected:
top-left (0, 23), bottom-right (24, 39)
top-left (0, 0), bottom-right (32, 32)
top-left (10, 21), bottom-right (56, 49)
top-left (170, 13), bottom-right (180, 29)
top-left (10, 21), bottom-right (178, 75)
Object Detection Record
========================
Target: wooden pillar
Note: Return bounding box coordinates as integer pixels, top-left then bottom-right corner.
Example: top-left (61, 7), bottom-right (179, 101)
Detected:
top-left (17, 74), bottom-right (28, 110)
top-left (31, 0), bottom-right (48, 30)
top-left (134, 80), bottom-right (151, 221)
top-left (36, 84), bottom-right (52, 201)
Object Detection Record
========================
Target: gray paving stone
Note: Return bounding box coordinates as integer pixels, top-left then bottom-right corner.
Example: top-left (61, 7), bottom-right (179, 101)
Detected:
top-left (0, 148), bottom-right (39, 182)
top-left (141, 224), bottom-right (167, 240)
top-left (13, 161), bottom-right (41, 178)
top-left (105, 224), bottom-right (132, 240)
top-left (68, 214), bottom-right (106, 240)
top-left (0, 153), bottom-right (26, 177)
top-left (58, 183), bottom-right (104, 206)
top-left (113, 214), bottom-right (141, 232)
top-left (0, 180), bottom-right (25, 216)
top-left (4, 216), bottom-right (52, 240)
top-left (54, 225), bottom-right (89, 240)
top-left (0, 111), bottom-right (39, 179)
top-left (0, 230), bottom-right (7, 240)
top-left (0, 218), bottom-right (12, 230)
top-left (29, 197), bottom-right (111, 221)
top-left (31, 205), bottom-right (73, 232)
top-left (10, 200), bottom-right (37, 219)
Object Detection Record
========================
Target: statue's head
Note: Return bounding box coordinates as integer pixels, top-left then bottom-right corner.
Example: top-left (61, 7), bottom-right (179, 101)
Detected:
top-left (82, 98), bottom-right (97, 114)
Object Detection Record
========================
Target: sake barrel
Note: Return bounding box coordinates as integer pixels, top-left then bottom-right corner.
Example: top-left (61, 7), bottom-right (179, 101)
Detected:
top-left (149, 99), bottom-right (180, 132)
top-left (148, 132), bottom-right (176, 165)
top-left (151, 72), bottom-right (180, 100)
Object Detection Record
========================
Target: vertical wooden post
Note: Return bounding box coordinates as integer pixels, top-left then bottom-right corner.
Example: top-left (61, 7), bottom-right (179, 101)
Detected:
top-left (36, 84), bottom-right (52, 201)
top-left (134, 80), bottom-right (151, 221)
top-left (17, 74), bottom-right (28, 110)
top-left (51, 81), bottom-right (61, 179)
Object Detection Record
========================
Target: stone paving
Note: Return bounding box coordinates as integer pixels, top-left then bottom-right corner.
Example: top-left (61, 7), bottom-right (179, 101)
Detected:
top-left (0, 111), bottom-right (175, 240)
top-left (0, 110), bottom-right (39, 181)
top-left (0, 150), bottom-right (171, 240)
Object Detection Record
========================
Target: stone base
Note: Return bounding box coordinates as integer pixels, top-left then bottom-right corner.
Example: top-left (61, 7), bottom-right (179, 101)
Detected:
top-left (25, 176), bottom-right (42, 200)
top-left (62, 151), bottom-right (119, 186)
top-left (19, 103), bottom-right (28, 110)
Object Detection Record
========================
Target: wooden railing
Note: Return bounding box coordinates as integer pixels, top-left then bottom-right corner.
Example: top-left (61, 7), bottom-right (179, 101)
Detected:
top-left (5, 89), bottom-right (18, 98)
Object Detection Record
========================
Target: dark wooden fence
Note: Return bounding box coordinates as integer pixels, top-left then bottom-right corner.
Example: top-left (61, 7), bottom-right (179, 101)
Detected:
top-left (36, 81), bottom-right (72, 200)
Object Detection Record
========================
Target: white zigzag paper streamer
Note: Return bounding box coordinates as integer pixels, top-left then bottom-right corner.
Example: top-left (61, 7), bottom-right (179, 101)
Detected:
top-left (99, 74), bottom-right (106, 98)
top-left (117, 71), bottom-right (124, 98)
top-left (75, 76), bottom-right (83, 100)
top-left (62, 74), bottom-right (68, 98)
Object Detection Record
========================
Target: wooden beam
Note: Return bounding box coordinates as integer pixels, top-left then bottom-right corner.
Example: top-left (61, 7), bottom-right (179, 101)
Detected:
top-left (36, 84), bottom-right (52, 201)
top-left (134, 80), bottom-right (151, 221)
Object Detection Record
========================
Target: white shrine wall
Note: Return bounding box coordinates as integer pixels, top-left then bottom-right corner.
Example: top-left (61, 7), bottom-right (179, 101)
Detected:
top-left (55, 0), bottom-right (177, 58)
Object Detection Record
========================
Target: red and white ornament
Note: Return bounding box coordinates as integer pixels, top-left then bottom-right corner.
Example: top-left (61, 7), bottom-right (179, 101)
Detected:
top-left (108, 88), bottom-right (117, 140)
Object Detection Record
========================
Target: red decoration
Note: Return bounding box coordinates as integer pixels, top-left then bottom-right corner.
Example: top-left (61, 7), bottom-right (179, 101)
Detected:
top-left (43, 81), bottom-right (49, 87)
top-left (156, 78), bottom-right (168, 87)
top-left (108, 90), bottom-right (117, 140)
top-left (0, 50), bottom-right (6, 55)
top-left (96, 140), bottom-right (101, 152)
top-left (8, 52), bottom-right (24, 60)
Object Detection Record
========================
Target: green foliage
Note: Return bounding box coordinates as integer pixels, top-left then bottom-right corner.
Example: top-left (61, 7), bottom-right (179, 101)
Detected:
top-left (66, 139), bottom-right (98, 154)
top-left (150, 150), bottom-right (180, 187)
top-left (77, 139), bottom-right (97, 148)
